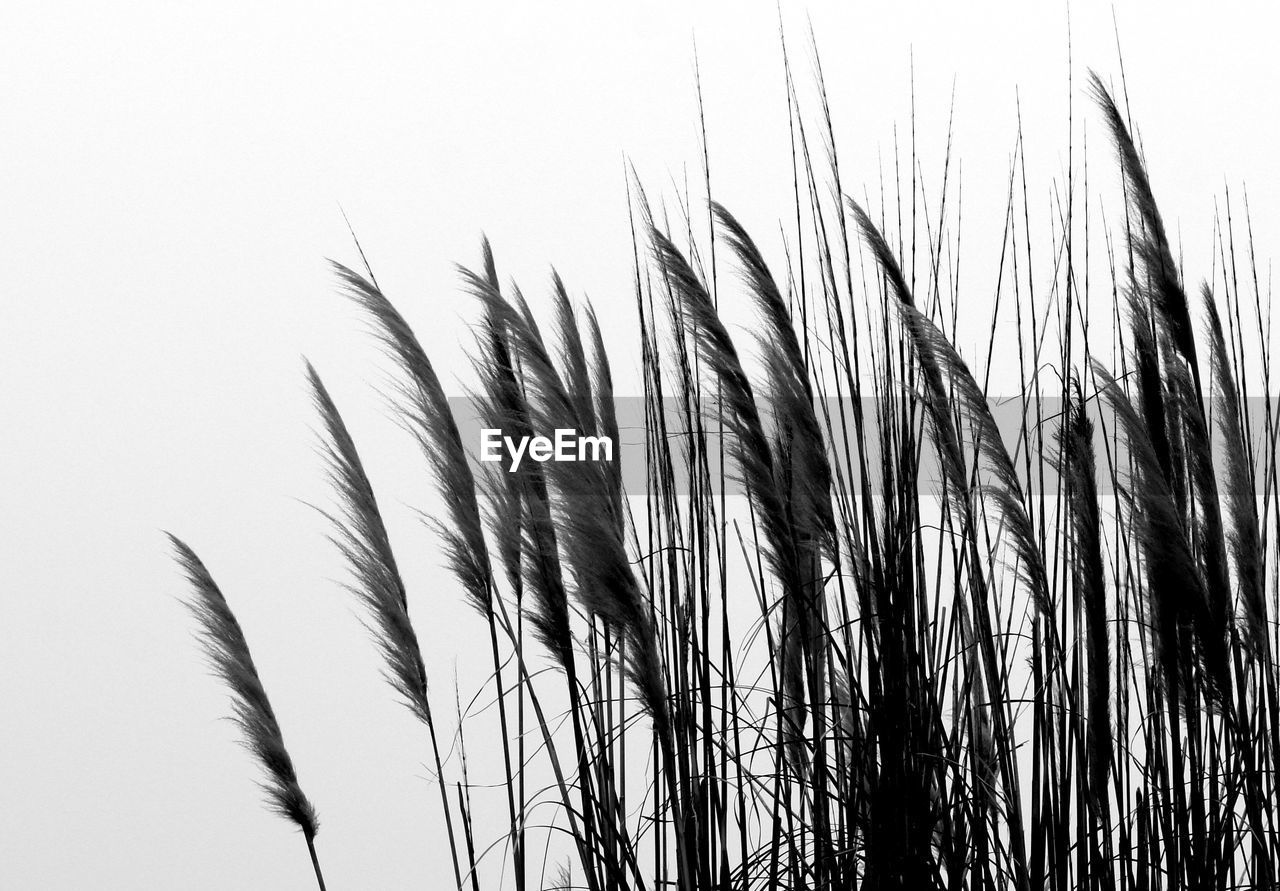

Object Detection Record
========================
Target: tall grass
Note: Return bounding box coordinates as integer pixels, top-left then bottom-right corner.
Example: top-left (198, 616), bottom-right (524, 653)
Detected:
top-left (172, 52), bottom-right (1280, 890)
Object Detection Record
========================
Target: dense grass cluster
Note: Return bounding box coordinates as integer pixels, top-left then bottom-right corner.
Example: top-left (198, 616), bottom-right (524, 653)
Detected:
top-left (172, 60), bottom-right (1280, 890)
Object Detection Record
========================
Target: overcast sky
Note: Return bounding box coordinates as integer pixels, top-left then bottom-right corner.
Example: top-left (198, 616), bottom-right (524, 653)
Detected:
top-left (1, 1), bottom-right (1277, 887)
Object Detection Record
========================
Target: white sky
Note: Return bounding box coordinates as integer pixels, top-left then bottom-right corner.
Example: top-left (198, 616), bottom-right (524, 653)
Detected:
top-left (1, 1), bottom-right (1277, 887)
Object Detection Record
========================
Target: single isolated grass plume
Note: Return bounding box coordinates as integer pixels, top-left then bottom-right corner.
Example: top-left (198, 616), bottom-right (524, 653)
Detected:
top-left (169, 535), bottom-right (328, 891)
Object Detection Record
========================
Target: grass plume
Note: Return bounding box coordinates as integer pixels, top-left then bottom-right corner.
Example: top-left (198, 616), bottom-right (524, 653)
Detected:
top-left (169, 535), bottom-right (327, 890)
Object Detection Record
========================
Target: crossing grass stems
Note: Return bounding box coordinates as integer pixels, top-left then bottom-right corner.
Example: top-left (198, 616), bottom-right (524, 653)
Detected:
top-left (172, 51), bottom-right (1280, 891)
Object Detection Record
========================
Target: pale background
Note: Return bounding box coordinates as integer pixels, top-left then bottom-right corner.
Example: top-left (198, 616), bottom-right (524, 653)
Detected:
top-left (0, 1), bottom-right (1276, 887)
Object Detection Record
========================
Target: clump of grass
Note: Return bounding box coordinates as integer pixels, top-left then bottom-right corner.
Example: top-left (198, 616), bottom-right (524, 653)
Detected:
top-left (171, 38), bottom-right (1280, 891)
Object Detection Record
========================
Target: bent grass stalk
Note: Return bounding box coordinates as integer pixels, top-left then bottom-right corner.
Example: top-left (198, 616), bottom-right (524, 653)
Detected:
top-left (169, 535), bottom-right (328, 891)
